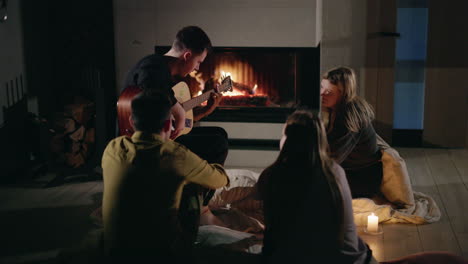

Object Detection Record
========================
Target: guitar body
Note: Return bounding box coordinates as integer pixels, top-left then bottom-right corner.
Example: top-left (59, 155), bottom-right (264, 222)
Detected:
top-left (172, 82), bottom-right (194, 136)
top-left (117, 85), bottom-right (142, 137)
top-left (117, 83), bottom-right (194, 138)
top-left (116, 76), bottom-right (231, 138)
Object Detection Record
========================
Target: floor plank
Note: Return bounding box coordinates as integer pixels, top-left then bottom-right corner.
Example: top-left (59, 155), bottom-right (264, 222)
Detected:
top-left (424, 148), bottom-right (468, 257)
top-left (449, 149), bottom-right (468, 188)
top-left (448, 149), bottom-right (468, 257)
top-left (398, 148), bottom-right (462, 255)
top-left (382, 224), bottom-right (422, 261)
top-left (359, 229), bottom-right (385, 261)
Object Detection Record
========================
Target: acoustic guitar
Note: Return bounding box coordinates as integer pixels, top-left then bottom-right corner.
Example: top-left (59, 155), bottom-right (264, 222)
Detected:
top-left (117, 76), bottom-right (232, 138)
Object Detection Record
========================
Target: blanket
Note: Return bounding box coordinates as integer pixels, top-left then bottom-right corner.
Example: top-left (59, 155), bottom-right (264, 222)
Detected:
top-left (196, 225), bottom-right (262, 254)
top-left (352, 191), bottom-right (440, 226)
top-left (218, 163), bottom-right (440, 228)
top-left (209, 169), bottom-right (264, 232)
top-left (368, 135), bottom-right (441, 225)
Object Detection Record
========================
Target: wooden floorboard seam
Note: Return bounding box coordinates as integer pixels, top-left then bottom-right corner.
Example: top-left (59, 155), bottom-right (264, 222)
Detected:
top-left (422, 149), bottom-right (464, 254)
top-left (449, 152), bottom-right (468, 193)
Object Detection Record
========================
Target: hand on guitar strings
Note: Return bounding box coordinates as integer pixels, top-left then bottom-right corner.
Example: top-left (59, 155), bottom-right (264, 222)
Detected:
top-left (193, 91), bottom-right (223, 122)
top-left (206, 91), bottom-right (223, 111)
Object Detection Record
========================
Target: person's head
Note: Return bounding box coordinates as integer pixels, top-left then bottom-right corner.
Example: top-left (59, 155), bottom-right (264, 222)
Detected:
top-left (169, 26), bottom-right (212, 77)
top-left (321, 66), bottom-right (374, 132)
top-left (130, 91), bottom-right (172, 138)
top-left (279, 110), bottom-right (329, 168)
top-left (320, 66), bottom-right (357, 110)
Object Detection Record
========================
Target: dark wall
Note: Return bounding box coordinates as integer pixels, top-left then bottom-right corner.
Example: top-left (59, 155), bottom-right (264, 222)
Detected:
top-left (422, 0), bottom-right (468, 147)
top-left (21, 0), bottom-right (117, 166)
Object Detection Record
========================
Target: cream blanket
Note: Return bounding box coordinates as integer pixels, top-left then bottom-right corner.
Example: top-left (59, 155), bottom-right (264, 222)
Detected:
top-left (352, 136), bottom-right (441, 226)
top-left (217, 159), bottom-right (440, 229)
top-left (209, 169), bottom-right (264, 232)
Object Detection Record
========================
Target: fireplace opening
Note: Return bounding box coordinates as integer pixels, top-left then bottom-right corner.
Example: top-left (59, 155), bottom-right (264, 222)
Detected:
top-left (155, 46), bottom-right (320, 123)
top-left (194, 50), bottom-right (297, 108)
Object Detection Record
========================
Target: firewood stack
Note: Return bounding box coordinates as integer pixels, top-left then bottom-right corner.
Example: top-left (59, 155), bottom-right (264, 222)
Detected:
top-left (49, 96), bottom-right (95, 168)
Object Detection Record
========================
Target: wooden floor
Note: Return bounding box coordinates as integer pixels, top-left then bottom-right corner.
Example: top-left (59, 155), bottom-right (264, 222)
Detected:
top-left (0, 148), bottom-right (467, 263)
top-left (359, 148), bottom-right (468, 261)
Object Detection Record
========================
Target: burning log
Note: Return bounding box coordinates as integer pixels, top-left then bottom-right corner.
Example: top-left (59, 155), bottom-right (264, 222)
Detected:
top-left (204, 77), bottom-right (269, 107)
top-left (220, 95), bottom-right (269, 107)
top-left (232, 81), bottom-right (255, 95)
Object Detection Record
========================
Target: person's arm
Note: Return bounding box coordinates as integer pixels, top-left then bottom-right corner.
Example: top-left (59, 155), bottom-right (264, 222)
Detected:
top-left (329, 130), bottom-right (360, 164)
top-left (175, 144), bottom-right (229, 189)
top-left (252, 166), bottom-right (273, 201)
top-left (188, 161), bottom-right (229, 190)
top-left (193, 92), bottom-right (222, 122)
top-left (170, 102), bottom-right (185, 139)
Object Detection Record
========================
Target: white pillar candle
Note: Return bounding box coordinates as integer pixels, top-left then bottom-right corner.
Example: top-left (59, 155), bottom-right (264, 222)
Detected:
top-left (367, 213), bottom-right (379, 232)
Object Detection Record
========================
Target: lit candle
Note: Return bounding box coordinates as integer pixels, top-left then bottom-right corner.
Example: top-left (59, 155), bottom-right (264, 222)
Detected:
top-left (367, 213), bottom-right (379, 233)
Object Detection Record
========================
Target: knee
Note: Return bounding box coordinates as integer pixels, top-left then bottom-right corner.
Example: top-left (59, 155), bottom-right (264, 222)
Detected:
top-left (209, 126), bottom-right (228, 139)
top-left (211, 134), bottom-right (228, 151)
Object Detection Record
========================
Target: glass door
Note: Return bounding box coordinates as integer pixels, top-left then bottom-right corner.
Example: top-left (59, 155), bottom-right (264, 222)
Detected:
top-left (392, 0), bottom-right (429, 146)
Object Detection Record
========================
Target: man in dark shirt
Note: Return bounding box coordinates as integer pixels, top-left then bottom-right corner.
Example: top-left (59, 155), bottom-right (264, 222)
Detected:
top-left (123, 25), bottom-right (228, 162)
top-left (124, 25), bottom-right (222, 139)
top-left (122, 25), bottom-right (229, 248)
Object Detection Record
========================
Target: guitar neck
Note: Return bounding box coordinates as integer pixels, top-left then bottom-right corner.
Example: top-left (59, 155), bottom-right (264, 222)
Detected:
top-left (181, 90), bottom-right (214, 111)
top-left (180, 77), bottom-right (232, 111)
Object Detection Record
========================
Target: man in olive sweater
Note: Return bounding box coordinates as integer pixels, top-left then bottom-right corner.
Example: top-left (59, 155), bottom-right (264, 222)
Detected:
top-left (101, 91), bottom-right (229, 262)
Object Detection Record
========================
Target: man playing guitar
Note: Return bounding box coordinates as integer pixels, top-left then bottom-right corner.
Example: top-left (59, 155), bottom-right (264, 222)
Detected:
top-left (120, 25), bottom-right (229, 248)
top-left (123, 26), bottom-right (221, 138)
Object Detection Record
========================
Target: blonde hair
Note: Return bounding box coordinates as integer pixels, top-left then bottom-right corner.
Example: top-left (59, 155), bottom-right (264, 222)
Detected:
top-left (322, 67), bottom-right (375, 132)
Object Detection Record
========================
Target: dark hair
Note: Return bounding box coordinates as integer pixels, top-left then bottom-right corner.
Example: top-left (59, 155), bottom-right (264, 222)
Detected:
top-left (131, 91), bottom-right (171, 133)
top-left (173, 26), bottom-right (212, 54)
top-left (260, 110), bottom-right (345, 254)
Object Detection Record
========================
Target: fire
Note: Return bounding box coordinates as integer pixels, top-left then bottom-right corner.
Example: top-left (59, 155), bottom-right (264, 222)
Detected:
top-left (218, 68), bottom-right (265, 96)
top-left (198, 64), bottom-right (270, 107)
top-left (222, 86), bottom-right (258, 96)
top-left (220, 70), bottom-right (232, 79)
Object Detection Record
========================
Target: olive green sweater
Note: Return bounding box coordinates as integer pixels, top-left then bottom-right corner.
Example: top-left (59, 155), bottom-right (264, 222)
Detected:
top-left (101, 131), bottom-right (228, 256)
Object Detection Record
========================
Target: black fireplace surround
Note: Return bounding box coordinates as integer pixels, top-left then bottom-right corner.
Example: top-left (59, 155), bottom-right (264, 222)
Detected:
top-left (155, 46), bottom-right (321, 123)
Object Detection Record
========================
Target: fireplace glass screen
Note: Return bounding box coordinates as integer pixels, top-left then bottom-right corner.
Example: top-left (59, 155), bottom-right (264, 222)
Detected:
top-left (156, 46), bottom-right (320, 122)
top-left (192, 50), bottom-right (297, 108)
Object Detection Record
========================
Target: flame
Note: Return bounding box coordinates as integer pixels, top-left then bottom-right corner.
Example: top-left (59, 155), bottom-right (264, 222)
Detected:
top-left (220, 70), bottom-right (232, 80)
top-left (190, 71), bottom-right (204, 92)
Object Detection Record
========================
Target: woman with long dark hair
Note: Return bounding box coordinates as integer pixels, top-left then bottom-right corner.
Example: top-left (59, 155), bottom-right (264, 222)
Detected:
top-left (256, 110), bottom-right (372, 263)
top-left (256, 110), bottom-right (467, 264)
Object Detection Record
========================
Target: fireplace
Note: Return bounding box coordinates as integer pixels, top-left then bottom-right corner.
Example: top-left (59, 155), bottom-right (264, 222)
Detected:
top-left (155, 46), bottom-right (321, 123)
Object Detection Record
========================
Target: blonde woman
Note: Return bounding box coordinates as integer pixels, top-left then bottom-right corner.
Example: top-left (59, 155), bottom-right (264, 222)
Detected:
top-left (321, 67), bottom-right (382, 198)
